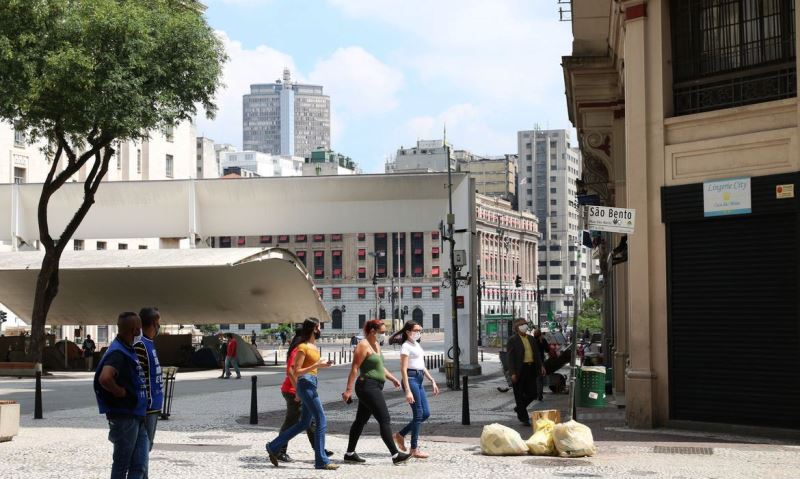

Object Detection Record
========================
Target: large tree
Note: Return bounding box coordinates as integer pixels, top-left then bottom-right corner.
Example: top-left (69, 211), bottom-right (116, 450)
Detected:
top-left (0, 0), bottom-right (227, 363)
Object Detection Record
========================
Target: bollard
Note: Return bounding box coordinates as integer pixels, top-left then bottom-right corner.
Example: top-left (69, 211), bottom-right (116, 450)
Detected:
top-left (249, 376), bottom-right (258, 425)
top-left (328, 353), bottom-right (331, 363)
top-left (34, 370), bottom-right (43, 419)
top-left (461, 376), bottom-right (470, 425)
top-left (481, 350), bottom-right (484, 362)
top-left (274, 351), bottom-right (278, 366)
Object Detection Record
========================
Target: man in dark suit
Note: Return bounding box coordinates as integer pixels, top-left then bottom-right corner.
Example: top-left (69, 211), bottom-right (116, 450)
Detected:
top-left (506, 319), bottom-right (545, 426)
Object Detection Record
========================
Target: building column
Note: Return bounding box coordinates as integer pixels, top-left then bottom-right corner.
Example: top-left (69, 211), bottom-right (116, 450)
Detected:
top-left (612, 111), bottom-right (629, 394)
top-left (622, 0), bottom-right (656, 428)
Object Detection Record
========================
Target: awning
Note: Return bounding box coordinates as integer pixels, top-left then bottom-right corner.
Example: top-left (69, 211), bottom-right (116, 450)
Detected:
top-left (432, 266), bottom-right (440, 276)
top-left (412, 287), bottom-right (422, 294)
top-left (0, 248), bottom-right (329, 325)
top-left (332, 250), bottom-right (342, 256)
top-left (314, 251), bottom-right (324, 257)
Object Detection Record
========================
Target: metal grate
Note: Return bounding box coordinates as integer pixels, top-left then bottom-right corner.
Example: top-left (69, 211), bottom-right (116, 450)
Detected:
top-left (653, 446), bottom-right (714, 455)
top-left (671, 0), bottom-right (796, 115)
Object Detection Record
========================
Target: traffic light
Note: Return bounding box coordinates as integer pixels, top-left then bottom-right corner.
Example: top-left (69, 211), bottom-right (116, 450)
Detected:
top-left (0, 311), bottom-right (7, 323)
top-left (514, 275), bottom-right (522, 288)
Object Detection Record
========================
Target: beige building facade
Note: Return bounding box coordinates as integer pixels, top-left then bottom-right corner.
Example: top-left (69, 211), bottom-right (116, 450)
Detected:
top-left (564, 0), bottom-right (800, 429)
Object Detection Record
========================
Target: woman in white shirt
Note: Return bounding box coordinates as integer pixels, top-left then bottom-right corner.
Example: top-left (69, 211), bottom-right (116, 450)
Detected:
top-left (389, 320), bottom-right (439, 458)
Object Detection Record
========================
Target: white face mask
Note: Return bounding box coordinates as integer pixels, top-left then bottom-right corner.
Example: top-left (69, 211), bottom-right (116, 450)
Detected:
top-left (376, 333), bottom-right (386, 343)
top-left (519, 324), bottom-right (529, 334)
top-left (412, 332), bottom-right (421, 341)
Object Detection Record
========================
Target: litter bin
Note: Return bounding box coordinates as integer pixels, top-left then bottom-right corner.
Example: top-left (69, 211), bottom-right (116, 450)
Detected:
top-left (444, 360), bottom-right (454, 389)
top-left (577, 366), bottom-right (606, 408)
top-left (160, 366), bottom-right (179, 420)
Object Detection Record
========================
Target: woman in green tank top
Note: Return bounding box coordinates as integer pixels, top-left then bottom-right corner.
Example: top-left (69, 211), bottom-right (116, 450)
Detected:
top-left (341, 320), bottom-right (411, 465)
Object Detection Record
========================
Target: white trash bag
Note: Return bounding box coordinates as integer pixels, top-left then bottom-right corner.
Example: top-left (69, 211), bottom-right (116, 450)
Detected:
top-left (526, 418), bottom-right (557, 456)
top-left (552, 420), bottom-right (596, 458)
top-left (480, 423), bottom-right (529, 456)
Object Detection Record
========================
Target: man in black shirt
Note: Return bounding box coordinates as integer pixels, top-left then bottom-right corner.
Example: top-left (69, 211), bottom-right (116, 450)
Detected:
top-left (83, 334), bottom-right (96, 371)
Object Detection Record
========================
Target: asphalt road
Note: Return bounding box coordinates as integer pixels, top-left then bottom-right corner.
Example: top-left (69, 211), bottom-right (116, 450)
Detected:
top-left (0, 340), bottom-right (447, 416)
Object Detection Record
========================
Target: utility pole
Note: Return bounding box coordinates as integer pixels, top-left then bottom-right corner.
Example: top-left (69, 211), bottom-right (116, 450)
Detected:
top-left (477, 264), bottom-right (483, 347)
top-left (444, 129), bottom-right (461, 390)
top-left (567, 204), bottom-right (584, 421)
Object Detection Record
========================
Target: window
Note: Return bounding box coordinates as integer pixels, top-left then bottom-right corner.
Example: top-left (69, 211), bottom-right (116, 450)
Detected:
top-left (332, 288), bottom-right (341, 300)
top-left (314, 251), bottom-right (325, 279)
top-left (295, 235), bottom-right (307, 243)
top-left (219, 323), bottom-right (230, 330)
top-left (550, 188), bottom-right (557, 193)
top-left (431, 246), bottom-right (440, 259)
top-left (13, 167), bottom-right (25, 184)
top-left (412, 307), bottom-right (423, 327)
top-left (238, 323), bottom-right (245, 330)
top-left (358, 287), bottom-right (366, 299)
top-left (332, 309), bottom-right (342, 329)
top-left (277, 235), bottom-right (289, 243)
top-left (97, 241), bottom-right (107, 250)
top-left (318, 288), bottom-right (324, 299)
top-left (313, 234), bottom-right (325, 242)
top-left (13, 127), bottom-right (25, 147)
top-left (431, 266), bottom-right (440, 277)
top-left (136, 149), bottom-right (142, 174)
top-left (260, 235), bottom-right (272, 244)
top-left (550, 260), bottom-right (562, 266)
top-left (332, 250), bottom-right (342, 278)
top-left (165, 154), bottom-right (174, 178)
top-left (412, 287), bottom-right (422, 299)
top-left (331, 234), bottom-right (342, 242)
top-left (358, 267), bottom-right (366, 279)
top-left (432, 314), bottom-right (440, 329)
top-left (237, 236), bottom-right (246, 246)
top-left (550, 274), bottom-right (562, 280)
top-left (358, 248), bottom-right (366, 259)
top-left (377, 287), bottom-right (385, 298)
top-left (550, 176), bottom-right (556, 182)
top-left (550, 288), bottom-right (562, 294)
top-left (296, 250), bottom-right (306, 266)
top-left (220, 236), bottom-right (231, 248)
top-left (118, 243), bottom-right (128, 250)
top-left (358, 314), bottom-right (366, 329)
top-left (73, 240), bottom-right (84, 251)
top-left (357, 233), bottom-right (366, 241)
top-left (431, 231), bottom-right (440, 240)
top-left (671, 0), bottom-right (797, 115)
top-left (165, 125), bottom-right (174, 142)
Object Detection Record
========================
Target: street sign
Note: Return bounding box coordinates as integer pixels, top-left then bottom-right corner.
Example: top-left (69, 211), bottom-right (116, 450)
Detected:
top-left (565, 285), bottom-right (575, 295)
top-left (454, 249), bottom-right (467, 267)
top-left (585, 205), bottom-right (636, 234)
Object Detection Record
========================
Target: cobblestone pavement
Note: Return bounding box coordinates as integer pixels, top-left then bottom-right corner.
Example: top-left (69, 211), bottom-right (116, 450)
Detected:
top-left (1, 355), bottom-right (799, 478)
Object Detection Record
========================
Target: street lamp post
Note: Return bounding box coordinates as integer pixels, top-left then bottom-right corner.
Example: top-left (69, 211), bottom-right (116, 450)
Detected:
top-left (369, 251), bottom-right (386, 319)
top-left (477, 265), bottom-right (483, 347)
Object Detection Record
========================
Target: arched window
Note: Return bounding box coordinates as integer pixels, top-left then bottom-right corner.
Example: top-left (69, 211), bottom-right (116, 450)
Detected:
top-left (332, 309), bottom-right (342, 329)
top-left (412, 307), bottom-right (423, 327)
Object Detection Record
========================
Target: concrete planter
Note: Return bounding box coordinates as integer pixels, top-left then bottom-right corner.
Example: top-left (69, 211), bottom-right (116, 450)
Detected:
top-left (0, 400), bottom-right (20, 442)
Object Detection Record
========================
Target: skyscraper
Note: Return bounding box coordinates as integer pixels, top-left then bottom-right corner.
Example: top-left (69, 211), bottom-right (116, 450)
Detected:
top-left (243, 68), bottom-right (330, 158)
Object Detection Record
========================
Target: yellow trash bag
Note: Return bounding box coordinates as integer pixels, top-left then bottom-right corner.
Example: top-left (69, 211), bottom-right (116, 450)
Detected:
top-left (552, 420), bottom-right (596, 458)
top-left (480, 423), bottom-right (529, 456)
top-left (526, 418), bottom-right (556, 455)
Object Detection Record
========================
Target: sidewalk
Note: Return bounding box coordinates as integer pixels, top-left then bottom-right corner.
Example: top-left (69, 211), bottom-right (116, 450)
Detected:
top-left (1, 354), bottom-right (798, 478)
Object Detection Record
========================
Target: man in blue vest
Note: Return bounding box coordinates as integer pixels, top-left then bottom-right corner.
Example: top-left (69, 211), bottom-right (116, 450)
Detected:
top-left (94, 312), bottom-right (149, 479)
top-left (134, 307), bottom-right (163, 478)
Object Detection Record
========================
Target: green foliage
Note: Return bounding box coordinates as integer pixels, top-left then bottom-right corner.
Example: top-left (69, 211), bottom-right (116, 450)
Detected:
top-left (577, 298), bottom-right (603, 333)
top-left (261, 324), bottom-right (295, 336)
top-left (0, 0), bottom-right (227, 144)
top-left (196, 324), bottom-right (219, 335)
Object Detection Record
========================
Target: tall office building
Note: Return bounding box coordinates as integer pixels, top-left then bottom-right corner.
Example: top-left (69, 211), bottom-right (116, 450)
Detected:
top-left (517, 128), bottom-right (592, 321)
top-left (243, 68), bottom-right (330, 158)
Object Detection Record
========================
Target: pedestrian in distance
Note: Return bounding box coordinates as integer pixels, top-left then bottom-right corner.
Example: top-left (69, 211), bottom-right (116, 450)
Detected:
top-left (93, 312), bottom-right (149, 479)
top-left (222, 332), bottom-right (241, 379)
top-left (341, 320), bottom-right (411, 465)
top-left (275, 329), bottom-right (332, 463)
top-left (134, 307), bottom-right (164, 474)
top-left (83, 334), bottom-right (96, 371)
top-left (506, 319), bottom-right (545, 426)
top-left (216, 333), bottom-right (227, 378)
top-left (251, 330), bottom-right (257, 346)
top-left (390, 320), bottom-right (439, 459)
top-left (533, 328), bottom-right (549, 401)
top-left (280, 330), bottom-right (287, 346)
top-left (266, 318), bottom-right (338, 470)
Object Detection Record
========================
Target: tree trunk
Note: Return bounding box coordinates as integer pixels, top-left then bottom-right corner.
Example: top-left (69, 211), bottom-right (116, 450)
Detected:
top-left (28, 251), bottom-right (62, 364)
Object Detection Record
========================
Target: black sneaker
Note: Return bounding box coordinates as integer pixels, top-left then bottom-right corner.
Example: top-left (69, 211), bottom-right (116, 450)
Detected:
top-left (392, 452), bottom-right (412, 465)
top-left (325, 449), bottom-right (334, 457)
top-left (344, 452), bottom-right (366, 463)
top-left (277, 452), bottom-right (293, 463)
top-left (265, 442), bottom-right (279, 467)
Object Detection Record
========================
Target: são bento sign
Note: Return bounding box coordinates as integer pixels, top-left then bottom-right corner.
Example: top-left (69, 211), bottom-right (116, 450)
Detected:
top-left (585, 205), bottom-right (636, 234)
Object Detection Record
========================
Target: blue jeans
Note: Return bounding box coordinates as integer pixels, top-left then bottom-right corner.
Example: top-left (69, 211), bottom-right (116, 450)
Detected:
top-left (108, 415), bottom-right (149, 479)
top-left (267, 374), bottom-right (329, 468)
top-left (224, 357), bottom-right (241, 378)
top-left (399, 370), bottom-right (430, 449)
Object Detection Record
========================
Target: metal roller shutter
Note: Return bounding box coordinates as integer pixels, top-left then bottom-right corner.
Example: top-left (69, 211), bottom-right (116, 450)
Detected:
top-left (663, 173), bottom-right (800, 429)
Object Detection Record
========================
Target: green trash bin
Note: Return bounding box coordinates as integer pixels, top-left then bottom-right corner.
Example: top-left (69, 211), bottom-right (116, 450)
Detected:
top-left (577, 366), bottom-right (606, 408)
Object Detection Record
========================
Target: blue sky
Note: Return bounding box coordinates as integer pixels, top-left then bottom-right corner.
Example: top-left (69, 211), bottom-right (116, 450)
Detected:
top-left (196, 0), bottom-right (574, 173)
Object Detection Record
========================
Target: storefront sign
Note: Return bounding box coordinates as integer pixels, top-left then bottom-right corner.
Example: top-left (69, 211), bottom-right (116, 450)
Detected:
top-left (585, 206), bottom-right (636, 234)
top-left (703, 177), bottom-right (751, 217)
top-left (776, 184), bottom-right (795, 199)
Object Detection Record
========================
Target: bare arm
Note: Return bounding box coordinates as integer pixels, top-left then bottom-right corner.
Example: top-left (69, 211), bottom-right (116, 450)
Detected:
top-left (343, 341), bottom-right (368, 401)
top-left (293, 347), bottom-right (330, 377)
top-left (98, 365), bottom-right (126, 398)
top-left (400, 353), bottom-right (414, 403)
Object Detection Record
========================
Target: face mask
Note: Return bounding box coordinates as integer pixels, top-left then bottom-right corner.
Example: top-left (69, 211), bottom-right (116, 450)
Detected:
top-left (155, 326), bottom-right (161, 337)
top-left (377, 333), bottom-right (386, 343)
top-left (519, 325), bottom-right (529, 334)
top-left (314, 330), bottom-right (321, 340)
top-left (412, 332), bottom-right (421, 342)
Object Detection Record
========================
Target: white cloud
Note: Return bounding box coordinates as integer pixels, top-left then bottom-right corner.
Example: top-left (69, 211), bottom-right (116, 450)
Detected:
top-left (309, 46), bottom-right (404, 116)
top-left (194, 31), bottom-right (296, 147)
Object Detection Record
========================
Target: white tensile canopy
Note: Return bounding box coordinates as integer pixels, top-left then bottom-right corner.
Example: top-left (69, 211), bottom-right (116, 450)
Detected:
top-left (0, 247), bottom-right (328, 325)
